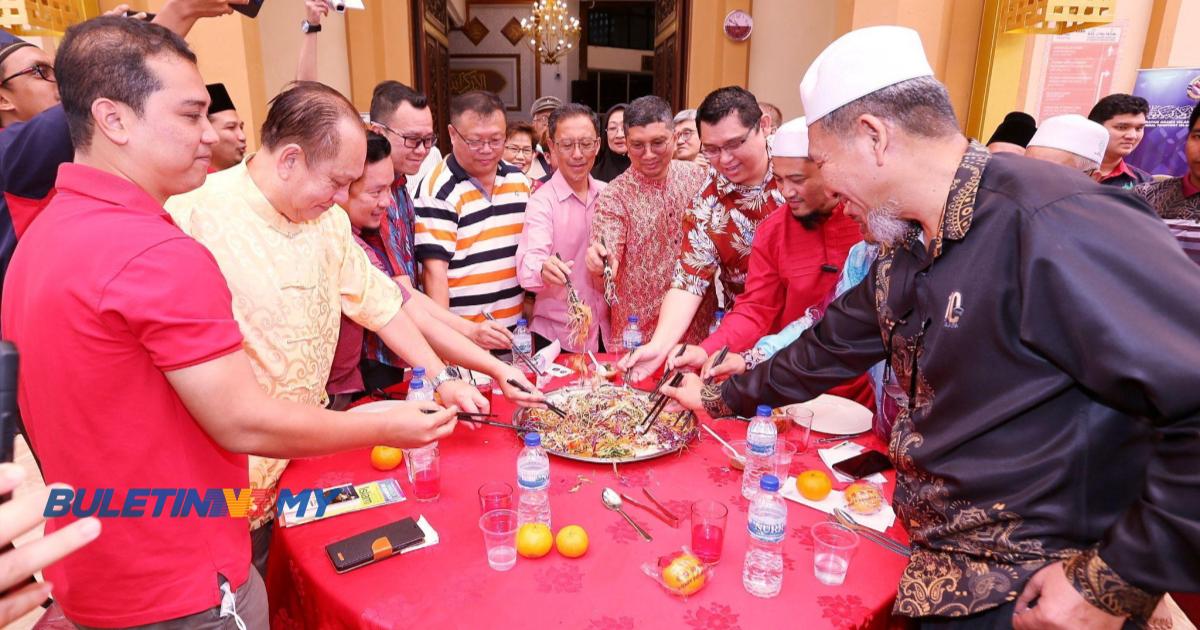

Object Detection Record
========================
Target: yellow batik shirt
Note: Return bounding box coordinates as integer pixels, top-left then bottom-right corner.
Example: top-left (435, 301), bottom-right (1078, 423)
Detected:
top-left (165, 161), bottom-right (405, 528)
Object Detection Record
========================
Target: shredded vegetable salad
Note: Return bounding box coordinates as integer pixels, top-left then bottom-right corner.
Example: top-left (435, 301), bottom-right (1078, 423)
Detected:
top-left (524, 387), bottom-right (697, 459)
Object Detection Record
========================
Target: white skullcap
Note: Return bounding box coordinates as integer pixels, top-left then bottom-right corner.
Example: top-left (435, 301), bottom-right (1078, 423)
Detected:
top-left (1027, 114), bottom-right (1109, 164)
top-left (800, 26), bottom-right (934, 124)
top-left (769, 117), bottom-right (809, 158)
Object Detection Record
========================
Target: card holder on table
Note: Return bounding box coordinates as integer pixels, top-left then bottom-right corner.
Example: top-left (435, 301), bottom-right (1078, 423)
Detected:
top-left (326, 517), bottom-right (425, 573)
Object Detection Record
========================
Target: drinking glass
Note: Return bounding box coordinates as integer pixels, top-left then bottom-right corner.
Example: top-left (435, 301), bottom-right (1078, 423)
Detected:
top-left (477, 481), bottom-right (513, 514)
top-left (786, 407), bottom-right (814, 453)
top-left (404, 444), bottom-right (440, 502)
top-left (690, 499), bottom-right (728, 564)
top-left (479, 509), bottom-right (519, 571)
top-left (811, 522), bottom-right (859, 585)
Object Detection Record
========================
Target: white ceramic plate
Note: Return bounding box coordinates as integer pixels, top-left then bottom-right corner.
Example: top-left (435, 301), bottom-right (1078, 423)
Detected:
top-left (782, 394), bottom-right (872, 435)
top-left (348, 400), bottom-right (403, 414)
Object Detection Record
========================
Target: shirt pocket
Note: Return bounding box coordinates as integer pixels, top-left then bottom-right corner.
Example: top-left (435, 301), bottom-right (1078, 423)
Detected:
top-left (276, 267), bottom-right (324, 345)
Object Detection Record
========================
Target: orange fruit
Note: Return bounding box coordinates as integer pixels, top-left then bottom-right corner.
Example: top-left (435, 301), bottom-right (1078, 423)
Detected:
top-left (516, 523), bottom-right (554, 558)
top-left (555, 525), bottom-right (589, 558)
top-left (661, 553), bottom-right (706, 595)
top-left (370, 446), bottom-right (403, 471)
top-left (796, 469), bottom-right (833, 501)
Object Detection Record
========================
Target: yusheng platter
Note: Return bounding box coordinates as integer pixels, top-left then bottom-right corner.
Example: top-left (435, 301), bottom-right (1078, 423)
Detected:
top-left (513, 385), bottom-right (698, 463)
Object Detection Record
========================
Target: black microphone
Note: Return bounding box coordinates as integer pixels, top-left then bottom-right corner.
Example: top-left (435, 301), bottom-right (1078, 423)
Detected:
top-left (821, 264), bottom-right (839, 273)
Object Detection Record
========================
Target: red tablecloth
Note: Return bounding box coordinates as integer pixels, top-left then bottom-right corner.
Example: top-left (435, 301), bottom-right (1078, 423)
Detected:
top-left (267, 360), bottom-right (910, 629)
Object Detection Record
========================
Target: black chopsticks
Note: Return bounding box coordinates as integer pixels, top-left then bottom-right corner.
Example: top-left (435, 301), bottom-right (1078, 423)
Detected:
top-left (505, 378), bottom-right (567, 418)
top-left (420, 408), bottom-right (526, 431)
top-left (485, 312), bottom-right (545, 377)
top-left (639, 371), bottom-right (684, 435)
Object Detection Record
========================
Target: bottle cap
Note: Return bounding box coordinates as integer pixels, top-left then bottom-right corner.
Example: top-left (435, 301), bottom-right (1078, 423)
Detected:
top-left (410, 379), bottom-right (424, 390)
top-left (628, 315), bottom-right (639, 323)
top-left (524, 432), bottom-right (541, 447)
top-left (756, 404), bottom-right (773, 418)
top-left (517, 318), bottom-right (528, 326)
top-left (412, 367), bottom-right (425, 378)
top-left (760, 474), bottom-right (780, 492)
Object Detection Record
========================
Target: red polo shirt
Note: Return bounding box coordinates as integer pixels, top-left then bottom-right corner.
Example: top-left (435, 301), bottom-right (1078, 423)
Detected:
top-left (1, 164), bottom-right (250, 627)
top-left (701, 203), bottom-right (875, 407)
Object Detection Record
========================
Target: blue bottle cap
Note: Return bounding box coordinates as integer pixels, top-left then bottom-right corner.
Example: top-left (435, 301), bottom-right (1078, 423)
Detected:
top-left (760, 474), bottom-right (780, 492)
top-left (517, 318), bottom-right (528, 326)
top-left (410, 379), bottom-right (424, 390)
top-left (756, 404), bottom-right (773, 418)
top-left (412, 367), bottom-right (426, 378)
top-left (524, 432), bottom-right (541, 447)
top-left (628, 315), bottom-right (639, 323)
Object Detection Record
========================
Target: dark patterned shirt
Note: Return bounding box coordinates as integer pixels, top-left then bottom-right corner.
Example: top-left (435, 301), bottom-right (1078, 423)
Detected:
top-left (708, 144), bottom-right (1200, 621)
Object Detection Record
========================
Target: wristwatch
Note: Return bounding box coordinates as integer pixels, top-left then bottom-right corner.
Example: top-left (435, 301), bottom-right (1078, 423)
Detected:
top-left (429, 366), bottom-right (463, 391)
top-left (301, 20), bottom-right (322, 34)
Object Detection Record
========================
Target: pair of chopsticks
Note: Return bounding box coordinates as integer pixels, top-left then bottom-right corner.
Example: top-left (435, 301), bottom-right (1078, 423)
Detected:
top-left (600, 237), bottom-right (618, 306)
top-left (484, 312), bottom-right (544, 377)
top-left (421, 408), bottom-right (527, 431)
top-left (619, 488), bottom-right (681, 528)
top-left (673, 345), bottom-right (731, 429)
top-left (505, 378), bottom-right (568, 419)
top-left (637, 346), bottom-right (690, 435)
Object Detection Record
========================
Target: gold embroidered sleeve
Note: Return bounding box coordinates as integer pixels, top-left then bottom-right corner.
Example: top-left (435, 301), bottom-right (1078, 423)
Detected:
top-left (701, 382), bottom-right (734, 418)
top-left (1064, 548), bottom-right (1161, 623)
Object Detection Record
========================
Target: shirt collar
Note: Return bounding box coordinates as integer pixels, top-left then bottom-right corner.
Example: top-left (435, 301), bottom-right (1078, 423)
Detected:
top-left (897, 140), bottom-right (990, 259)
top-left (237, 157), bottom-right (306, 237)
top-left (1181, 174), bottom-right (1200, 198)
top-left (1099, 158), bottom-right (1135, 182)
top-left (55, 163), bottom-right (173, 221)
top-left (547, 170), bottom-right (600, 205)
top-left (713, 156), bottom-right (774, 199)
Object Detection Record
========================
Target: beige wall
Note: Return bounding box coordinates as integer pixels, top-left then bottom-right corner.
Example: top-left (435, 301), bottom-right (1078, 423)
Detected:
top-left (746, 0), bottom-right (837, 120)
top-left (1168, 0), bottom-right (1200, 67)
top-left (257, 1), bottom-right (352, 102)
top-left (685, 0), bottom-right (752, 109)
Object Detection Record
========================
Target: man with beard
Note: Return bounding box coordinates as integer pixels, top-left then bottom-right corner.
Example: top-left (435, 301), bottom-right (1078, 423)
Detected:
top-left (205, 83), bottom-right (246, 171)
top-left (620, 86), bottom-right (784, 382)
top-left (670, 117), bottom-right (873, 408)
top-left (1024, 114), bottom-right (1109, 176)
top-left (665, 25), bottom-right (1200, 629)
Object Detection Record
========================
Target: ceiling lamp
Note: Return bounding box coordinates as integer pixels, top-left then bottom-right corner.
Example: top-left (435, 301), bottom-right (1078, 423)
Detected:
top-left (520, 0), bottom-right (581, 65)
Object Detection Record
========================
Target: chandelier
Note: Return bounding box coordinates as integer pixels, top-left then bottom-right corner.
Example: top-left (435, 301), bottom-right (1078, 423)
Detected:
top-left (520, 0), bottom-right (581, 65)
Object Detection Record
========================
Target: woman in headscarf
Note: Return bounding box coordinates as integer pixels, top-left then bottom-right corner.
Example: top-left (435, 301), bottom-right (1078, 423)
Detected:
top-left (590, 103), bottom-right (631, 182)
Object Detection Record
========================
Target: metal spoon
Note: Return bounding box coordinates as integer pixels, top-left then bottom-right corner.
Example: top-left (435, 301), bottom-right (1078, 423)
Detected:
top-left (601, 487), bottom-right (652, 541)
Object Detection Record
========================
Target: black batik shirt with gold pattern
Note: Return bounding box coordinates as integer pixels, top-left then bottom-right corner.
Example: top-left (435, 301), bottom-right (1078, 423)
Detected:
top-left (707, 143), bottom-right (1200, 621)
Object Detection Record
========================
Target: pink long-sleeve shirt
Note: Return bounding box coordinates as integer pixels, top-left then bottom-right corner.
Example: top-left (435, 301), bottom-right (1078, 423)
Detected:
top-left (516, 171), bottom-right (611, 352)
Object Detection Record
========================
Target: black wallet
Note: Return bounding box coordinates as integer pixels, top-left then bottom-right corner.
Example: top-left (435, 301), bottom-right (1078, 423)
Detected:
top-left (326, 517), bottom-right (425, 573)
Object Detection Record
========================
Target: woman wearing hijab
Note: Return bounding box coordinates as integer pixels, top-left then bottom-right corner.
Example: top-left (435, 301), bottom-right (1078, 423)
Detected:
top-left (590, 103), bottom-right (631, 182)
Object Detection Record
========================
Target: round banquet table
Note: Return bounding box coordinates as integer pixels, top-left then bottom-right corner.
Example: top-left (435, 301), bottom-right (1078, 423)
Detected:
top-left (266, 356), bottom-right (910, 629)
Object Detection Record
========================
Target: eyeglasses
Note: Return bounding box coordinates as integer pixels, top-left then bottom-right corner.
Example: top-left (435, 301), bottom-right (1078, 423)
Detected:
top-left (504, 145), bottom-right (534, 157)
top-left (606, 125), bottom-right (625, 136)
top-left (532, 113), bottom-right (550, 124)
top-left (0, 63), bottom-right (54, 87)
top-left (628, 137), bottom-right (673, 154)
top-left (553, 138), bottom-right (599, 153)
top-left (699, 126), bottom-right (757, 160)
top-left (451, 124), bottom-right (505, 153)
top-left (675, 129), bottom-right (696, 142)
top-left (371, 120), bottom-right (436, 149)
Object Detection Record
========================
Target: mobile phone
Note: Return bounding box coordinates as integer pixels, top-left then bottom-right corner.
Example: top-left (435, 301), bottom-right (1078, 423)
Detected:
top-left (0, 342), bottom-right (17, 467)
top-left (232, 0), bottom-right (267, 18)
top-left (832, 450), bottom-right (892, 479)
top-left (326, 517), bottom-right (425, 573)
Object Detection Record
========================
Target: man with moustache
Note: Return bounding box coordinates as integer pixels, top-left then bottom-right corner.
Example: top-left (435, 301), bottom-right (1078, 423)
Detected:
top-left (586, 95), bottom-right (713, 346)
top-left (665, 25), bottom-right (1200, 629)
top-left (620, 86), bottom-right (784, 381)
top-left (670, 117), bottom-right (872, 408)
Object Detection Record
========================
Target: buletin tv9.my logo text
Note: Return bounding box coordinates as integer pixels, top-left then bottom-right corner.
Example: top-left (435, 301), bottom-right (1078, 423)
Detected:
top-left (43, 488), bottom-right (331, 518)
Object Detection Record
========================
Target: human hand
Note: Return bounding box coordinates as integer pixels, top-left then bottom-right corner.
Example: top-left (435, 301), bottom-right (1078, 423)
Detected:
top-left (471, 320), bottom-right (514, 350)
top-left (304, 0), bottom-right (329, 25)
top-left (381, 402), bottom-right (458, 446)
top-left (702, 351), bottom-right (746, 381)
top-left (494, 366), bottom-right (546, 408)
top-left (659, 372), bottom-right (704, 414)
top-left (665, 343), bottom-right (706, 371)
top-left (540, 255), bottom-right (573, 287)
top-left (619, 342), bottom-right (668, 383)
top-left (0, 464), bottom-right (101, 627)
top-left (585, 242), bottom-right (609, 276)
top-left (1012, 561), bottom-right (1125, 630)
top-left (435, 379), bottom-right (488, 416)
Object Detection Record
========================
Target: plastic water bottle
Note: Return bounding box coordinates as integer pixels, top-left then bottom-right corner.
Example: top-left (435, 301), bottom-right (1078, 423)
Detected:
top-left (742, 404), bottom-right (778, 500)
top-left (743, 474), bottom-right (786, 598)
top-left (516, 432), bottom-right (552, 527)
top-left (709, 310), bottom-right (725, 336)
top-left (406, 367), bottom-right (433, 402)
top-left (620, 315), bottom-right (643, 357)
top-left (512, 318), bottom-right (534, 377)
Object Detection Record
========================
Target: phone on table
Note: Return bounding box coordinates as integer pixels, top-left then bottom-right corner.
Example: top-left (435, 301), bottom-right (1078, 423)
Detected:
top-left (326, 517), bottom-right (425, 573)
top-left (832, 450), bottom-right (892, 479)
top-left (232, 0), bottom-right (267, 18)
